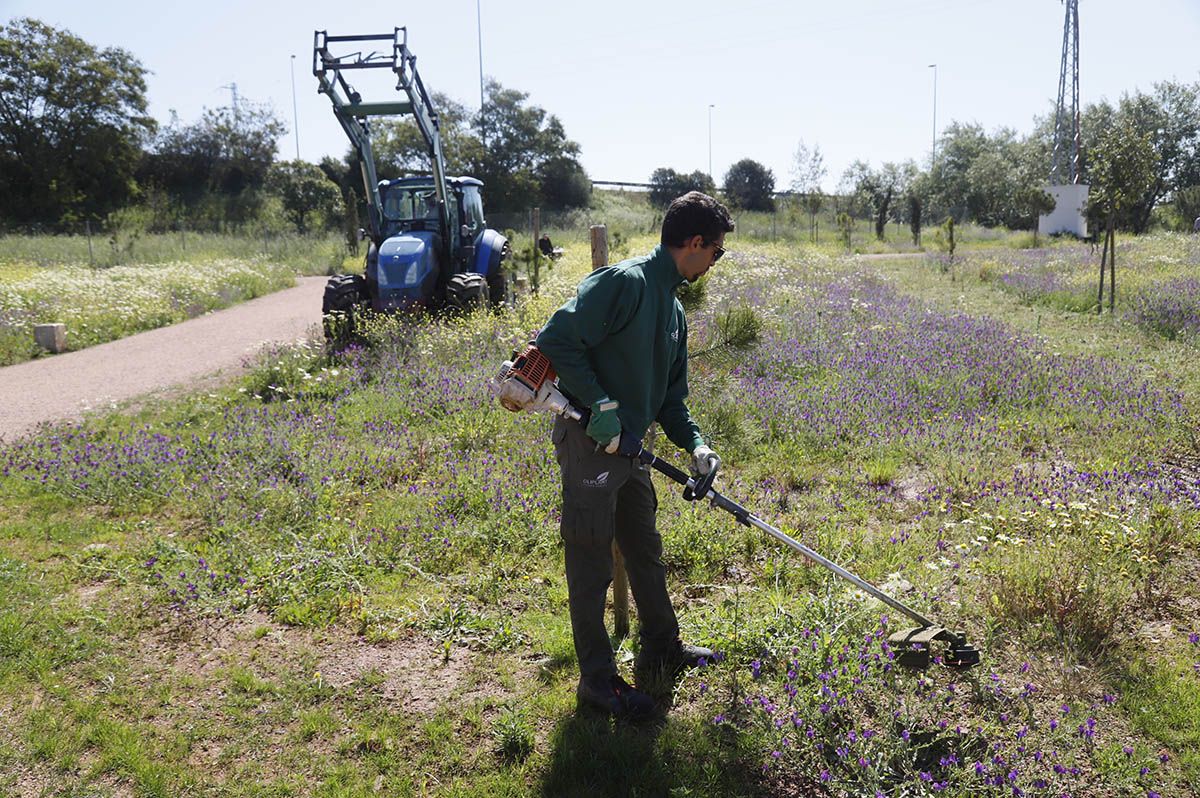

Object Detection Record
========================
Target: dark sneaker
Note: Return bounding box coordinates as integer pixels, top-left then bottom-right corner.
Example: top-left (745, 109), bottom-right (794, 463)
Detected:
top-left (635, 640), bottom-right (715, 683)
top-left (576, 674), bottom-right (656, 719)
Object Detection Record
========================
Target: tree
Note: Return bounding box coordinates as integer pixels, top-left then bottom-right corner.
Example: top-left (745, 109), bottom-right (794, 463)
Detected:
top-left (267, 160), bottom-right (342, 233)
top-left (648, 168), bottom-right (716, 207)
top-left (1173, 185), bottom-right (1200, 230)
top-left (1089, 114), bottom-right (1157, 313)
top-left (843, 160), bottom-right (915, 239)
top-left (472, 80), bottom-right (589, 212)
top-left (927, 122), bottom-right (990, 220)
top-left (140, 104), bottom-right (285, 228)
top-left (0, 18), bottom-right (156, 227)
top-left (1119, 81), bottom-right (1200, 233)
top-left (368, 81), bottom-right (588, 213)
top-left (724, 158), bottom-right (775, 211)
top-left (790, 140), bottom-right (827, 240)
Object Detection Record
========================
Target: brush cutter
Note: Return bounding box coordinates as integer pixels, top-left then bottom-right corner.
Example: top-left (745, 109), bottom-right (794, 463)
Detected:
top-left (490, 344), bottom-right (981, 670)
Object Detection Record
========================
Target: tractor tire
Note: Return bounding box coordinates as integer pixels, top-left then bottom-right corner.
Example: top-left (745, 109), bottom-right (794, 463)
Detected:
top-left (487, 241), bottom-right (514, 307)
top-left (445, 272), bottom-right (488, 312)
top-left (322, 273), bottom-right (368, 343)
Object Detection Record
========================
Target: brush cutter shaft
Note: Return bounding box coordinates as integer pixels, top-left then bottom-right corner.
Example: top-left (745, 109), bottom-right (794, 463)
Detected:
top-left (741, 515), bottom-right (936, 629)
top-left (635, 448), bottom-right (937, 631)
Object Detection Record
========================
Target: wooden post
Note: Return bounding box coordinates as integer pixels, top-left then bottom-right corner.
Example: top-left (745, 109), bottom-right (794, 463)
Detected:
top-left (589, 224), bottom-right (608, 270)
top-left (1098, 214), bottom-right (1109, 314)
top-left (1108, 218), bottom-right (1116, 314)
top-left (589, 223), bottom-right (629, 639)
top-left (532, 207), bottom-right (541, 295)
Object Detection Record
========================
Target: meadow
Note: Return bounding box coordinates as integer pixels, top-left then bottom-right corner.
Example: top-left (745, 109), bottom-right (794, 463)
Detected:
top-left (1, 229), bottom-right (1199, 797)
top-left (0, 232), bottom-right (348, 366)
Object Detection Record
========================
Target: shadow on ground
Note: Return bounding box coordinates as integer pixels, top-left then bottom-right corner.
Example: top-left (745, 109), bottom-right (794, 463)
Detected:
top-left (538, 703), bottom-right (771, 798)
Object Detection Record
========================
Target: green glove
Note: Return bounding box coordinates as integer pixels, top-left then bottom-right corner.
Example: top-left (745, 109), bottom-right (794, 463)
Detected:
top-left (586, 397), bottom-right (621, 448)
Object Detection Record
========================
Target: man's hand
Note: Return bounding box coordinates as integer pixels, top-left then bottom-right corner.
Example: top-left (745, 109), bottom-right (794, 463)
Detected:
top-left (586, 398), bottom-right (621, 450)
top-left (691, 444), bottom-right (720, 476)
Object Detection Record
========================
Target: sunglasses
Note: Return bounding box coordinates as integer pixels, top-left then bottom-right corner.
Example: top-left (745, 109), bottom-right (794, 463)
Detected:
top-left (709, 243), bottom-right (726, 263)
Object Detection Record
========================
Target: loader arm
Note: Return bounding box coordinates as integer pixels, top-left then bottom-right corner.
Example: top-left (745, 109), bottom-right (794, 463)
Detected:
top-left (313, 28), bottom-right (451, 245)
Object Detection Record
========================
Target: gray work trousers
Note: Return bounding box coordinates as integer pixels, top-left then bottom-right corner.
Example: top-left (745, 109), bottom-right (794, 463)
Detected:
top-left (552, 416), bottom-right (680, 680)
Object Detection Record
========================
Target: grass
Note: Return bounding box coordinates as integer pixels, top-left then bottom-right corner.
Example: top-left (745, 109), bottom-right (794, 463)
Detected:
top-left (1, 230), bottom-right (1200, 795)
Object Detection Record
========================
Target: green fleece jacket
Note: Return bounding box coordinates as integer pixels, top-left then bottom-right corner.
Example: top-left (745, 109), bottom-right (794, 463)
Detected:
top-left (536, 245), bottom-right (704, 453)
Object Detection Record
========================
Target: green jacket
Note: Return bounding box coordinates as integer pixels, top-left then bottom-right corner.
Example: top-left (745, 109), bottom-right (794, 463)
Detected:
top-left (536, 245), bottom-right (704, 453)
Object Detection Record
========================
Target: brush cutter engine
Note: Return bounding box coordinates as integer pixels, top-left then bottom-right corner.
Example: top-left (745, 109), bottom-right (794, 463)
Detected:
top-left (490, 343), bottom-right (582, 421)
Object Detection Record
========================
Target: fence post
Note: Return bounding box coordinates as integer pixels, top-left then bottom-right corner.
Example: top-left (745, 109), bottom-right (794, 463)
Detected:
top-left (589, 223), bottom-right (629, 639)
top-left (589, 224), bottom-right (608, 270)
top-left (532, 207), bottom-right (541, 295)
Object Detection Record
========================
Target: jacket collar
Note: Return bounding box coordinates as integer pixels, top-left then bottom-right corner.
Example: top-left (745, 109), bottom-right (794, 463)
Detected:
top-left (646, 244), bottom-right (687, 290)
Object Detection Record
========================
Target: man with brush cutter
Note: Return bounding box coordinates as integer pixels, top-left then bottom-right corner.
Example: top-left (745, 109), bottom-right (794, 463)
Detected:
top-left (535, 191), bottom-right (734, 719)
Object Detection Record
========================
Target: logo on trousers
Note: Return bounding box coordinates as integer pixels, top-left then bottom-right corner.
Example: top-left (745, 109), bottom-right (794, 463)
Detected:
top-left (583, 470), bottom-right (610, 488)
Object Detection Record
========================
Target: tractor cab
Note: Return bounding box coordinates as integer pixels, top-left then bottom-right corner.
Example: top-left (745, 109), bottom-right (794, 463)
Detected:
top-left (368, 176), bottom-right (508, 312)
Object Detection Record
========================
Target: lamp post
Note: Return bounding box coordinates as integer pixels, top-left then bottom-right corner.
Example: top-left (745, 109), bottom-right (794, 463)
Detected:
top-left (708, 104), bottom-right (715, 180)
top-left (290, 55), bottom-right (300, 160)
top-left (928, 63), bottom-right (938, 168)
top-left (477, 0), bottom-right (486, 142)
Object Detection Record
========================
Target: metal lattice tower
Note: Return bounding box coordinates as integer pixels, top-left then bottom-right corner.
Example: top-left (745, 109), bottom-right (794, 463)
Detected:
top-left (1050, 0), bottom-right (1081, 184)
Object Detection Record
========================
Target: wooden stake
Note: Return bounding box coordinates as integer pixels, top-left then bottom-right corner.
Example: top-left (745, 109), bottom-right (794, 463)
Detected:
top-left (1108, 218), bottom-right (1116, 314)
top-left (532, 207), bottom-right (541, 295)
top-left (589, 223), bottom-right (629, 639)
top-left (589, 224), bottom-right (608, 270)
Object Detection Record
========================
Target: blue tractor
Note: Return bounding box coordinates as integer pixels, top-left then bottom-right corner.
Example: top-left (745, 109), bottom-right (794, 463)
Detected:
top-left (314, 29), bottom-right (511, 333)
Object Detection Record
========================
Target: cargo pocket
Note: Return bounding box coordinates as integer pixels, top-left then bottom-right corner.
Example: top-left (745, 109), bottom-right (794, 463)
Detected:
top-left (551, 419), bottom-right (569, 468)
top-left (560, 487), bottom-right (616, 549)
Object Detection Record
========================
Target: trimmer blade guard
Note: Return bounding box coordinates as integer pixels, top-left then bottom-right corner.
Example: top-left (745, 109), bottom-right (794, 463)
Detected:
top-left (888, 626), bottom-right (980, 670)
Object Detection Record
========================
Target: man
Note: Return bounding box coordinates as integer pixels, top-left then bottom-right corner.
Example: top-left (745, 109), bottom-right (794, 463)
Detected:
top-left (536, 191), bottom-right (733, 718)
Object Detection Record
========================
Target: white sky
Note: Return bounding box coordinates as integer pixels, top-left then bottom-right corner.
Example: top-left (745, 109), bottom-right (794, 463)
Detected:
top-left (4, 0), bottom-right (1200, 191)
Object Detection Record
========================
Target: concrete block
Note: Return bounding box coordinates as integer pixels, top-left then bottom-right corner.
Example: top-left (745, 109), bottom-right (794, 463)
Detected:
top-left (34, 323), bottom-right (67, 353)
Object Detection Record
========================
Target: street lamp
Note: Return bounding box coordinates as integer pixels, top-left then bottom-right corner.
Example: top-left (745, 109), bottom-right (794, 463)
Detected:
top-left (290, 55), bottom-right (300, 160)
top-left (928, 64), bottom-right (938, 168)
top-left (477, 0), bottom-right (486, 142)
top-left (708, 104), bottom-right (715, 180)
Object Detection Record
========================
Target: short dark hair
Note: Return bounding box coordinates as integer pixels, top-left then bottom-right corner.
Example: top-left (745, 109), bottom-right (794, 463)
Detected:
top-left (661, 191), bottom-right (734, 248)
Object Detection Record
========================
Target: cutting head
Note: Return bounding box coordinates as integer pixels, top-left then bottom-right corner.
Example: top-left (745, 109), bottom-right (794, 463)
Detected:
top-left (888, 626), bottom-right (981, 670)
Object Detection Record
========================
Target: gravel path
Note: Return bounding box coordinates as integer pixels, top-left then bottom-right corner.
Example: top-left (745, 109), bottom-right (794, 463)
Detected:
top-left (0, 276), bottom-right (328, 443)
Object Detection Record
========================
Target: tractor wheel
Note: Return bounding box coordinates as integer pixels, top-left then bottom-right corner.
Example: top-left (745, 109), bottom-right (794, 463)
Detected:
top-left (322, 273), bottom-right (368, 343)
top-left (487, 241), bottom-right (514, 307)
top-left (445, 272), bottom-right (488, 312)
